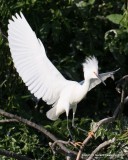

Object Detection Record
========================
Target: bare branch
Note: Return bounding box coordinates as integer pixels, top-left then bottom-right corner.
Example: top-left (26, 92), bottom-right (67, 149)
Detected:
top-left (76, 117), bottom-right (115, 160)
top-left (49, 140), bottom-right (71, 155)
top-left (0, 109), bottom-right (57, 141)
top-left (51, 140), bottom-right (71, 149)
top-left (0, 76), bottom-right (127, 160)
top-left (0, 109), bottom-right (78, 159)
top-left (116, 75), bottom-right (128, 94)
top-left (124, 96), bottom-right (128, 103)
top-left (76, 78), bottom-right (127, 160)
top-left (0, 119), bottom-right (18, 123)
top-left (86, 138), bottom-right (115, 160)
top-left (0, 149), bottom-right (33, 160)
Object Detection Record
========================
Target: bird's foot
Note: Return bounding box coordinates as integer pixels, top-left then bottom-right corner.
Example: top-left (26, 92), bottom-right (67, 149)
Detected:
top-left (67, 127), bottom-right (74, 141)
top-left (70, 141), bottom-right (83, 148)
top-left (88, 131), bottom-right (94, 138)
top-left (72, 124), bottom-right (88, 134)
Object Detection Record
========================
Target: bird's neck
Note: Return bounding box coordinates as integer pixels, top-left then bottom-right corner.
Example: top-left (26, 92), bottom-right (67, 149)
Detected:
top-left (71, 77), bottom-right (91, 104)
top-left (80, 78), bottom-right (90, 97)
top-left (83, 78), bottom-right (90, 89)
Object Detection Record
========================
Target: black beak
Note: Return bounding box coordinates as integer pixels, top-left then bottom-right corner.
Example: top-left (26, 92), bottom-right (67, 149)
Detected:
top-left (94, 72), bottom-right (106, 86)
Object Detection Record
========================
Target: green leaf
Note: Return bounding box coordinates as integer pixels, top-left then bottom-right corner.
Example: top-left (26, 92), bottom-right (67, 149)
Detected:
top-left (106, 14), bottom-right (123, 24)
top-left (89, 0), bottom-right (95, 5)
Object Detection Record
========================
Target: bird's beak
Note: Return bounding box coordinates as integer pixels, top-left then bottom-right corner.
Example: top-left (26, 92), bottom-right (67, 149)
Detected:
top-left (94, 72), bottom-right (106, 86)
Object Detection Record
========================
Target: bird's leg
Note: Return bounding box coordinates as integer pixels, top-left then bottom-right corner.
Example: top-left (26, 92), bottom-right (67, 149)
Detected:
top-left (72, 104), bottom-right (77, 128)
top-left (67, 116), bottom-right (73, 141)
top-left (72, 112), bottom-right (75, 128)
top-left (72, 106), bottom-right (87, 133)
top-left (70, 106), bottom-right (83, 147)
top-left (72, 112), bottom-right (94, 137)
top-left (72, 112), bottom-right (94, 138)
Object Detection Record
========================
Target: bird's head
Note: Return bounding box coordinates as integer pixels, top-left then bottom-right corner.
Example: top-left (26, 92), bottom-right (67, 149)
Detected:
top-left (83, 56), bottom-right (106, 85)
top-left (83, 56), bottom-right (98, 79)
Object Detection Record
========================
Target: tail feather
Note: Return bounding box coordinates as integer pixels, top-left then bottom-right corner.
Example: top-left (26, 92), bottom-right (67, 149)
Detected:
top-left (46, 107), bottom-right (58, 121)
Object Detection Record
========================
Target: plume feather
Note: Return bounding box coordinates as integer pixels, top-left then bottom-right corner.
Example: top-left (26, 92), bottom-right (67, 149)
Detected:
top-left (83, 56), bottom-right (98, 71)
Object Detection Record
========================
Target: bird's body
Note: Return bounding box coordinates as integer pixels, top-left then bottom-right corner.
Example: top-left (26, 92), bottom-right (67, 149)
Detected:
top-left (8, 13), bottom-right (119, 127)
top-left (47, 80), bottom-right (90, 120)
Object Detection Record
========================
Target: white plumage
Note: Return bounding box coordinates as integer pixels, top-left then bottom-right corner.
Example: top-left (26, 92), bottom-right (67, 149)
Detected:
top-left (8, 13), bottom-right (119, 124)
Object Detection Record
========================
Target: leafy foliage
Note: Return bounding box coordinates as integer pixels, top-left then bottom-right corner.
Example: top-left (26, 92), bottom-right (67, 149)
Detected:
top-left (0, 0), bottom-right (128, 159)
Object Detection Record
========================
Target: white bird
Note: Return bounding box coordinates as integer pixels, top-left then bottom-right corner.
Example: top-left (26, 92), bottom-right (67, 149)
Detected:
top-left (8, 13), bottom-right (119, 135)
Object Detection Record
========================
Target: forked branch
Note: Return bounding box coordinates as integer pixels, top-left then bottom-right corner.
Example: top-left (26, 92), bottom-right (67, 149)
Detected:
top-left (76, 75), bottom-right (128, 160)
top-left (86, 138), bottom-right (115, 160)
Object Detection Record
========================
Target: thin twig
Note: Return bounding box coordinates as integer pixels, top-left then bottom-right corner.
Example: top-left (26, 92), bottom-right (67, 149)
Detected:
top-left (0, 149), bottom-right (33, 160)
top-left (86, 138), bottom-right (115, 160)
top-left (0, 28), bottom-right (7, 39)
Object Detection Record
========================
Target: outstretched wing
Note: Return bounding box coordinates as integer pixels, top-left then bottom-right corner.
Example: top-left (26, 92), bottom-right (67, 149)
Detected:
top-left (8, 13), bottom-right (68, 105)
top-left (80, 69), bottom-right (120, 91)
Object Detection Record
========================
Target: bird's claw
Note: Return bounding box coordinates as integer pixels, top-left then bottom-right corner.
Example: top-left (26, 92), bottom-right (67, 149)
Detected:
top-left (72, 124), bottom-right (88, 133)
top-left (88, 131), bottom-right (94, 138)
top-left (70, 141), bottom-right (83, 147)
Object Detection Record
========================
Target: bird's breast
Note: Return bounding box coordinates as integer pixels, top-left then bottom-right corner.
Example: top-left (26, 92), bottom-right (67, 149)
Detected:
top-left (67, 83), bottom-right (87, 104)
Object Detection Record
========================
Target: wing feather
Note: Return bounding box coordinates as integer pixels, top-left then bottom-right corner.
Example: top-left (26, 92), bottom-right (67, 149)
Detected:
top-left (79, 69), bottom-right (119, 91)
top-left (8, 12), bottom-right (68, 104)
top-left (88, 69), bottom-right (119, 91)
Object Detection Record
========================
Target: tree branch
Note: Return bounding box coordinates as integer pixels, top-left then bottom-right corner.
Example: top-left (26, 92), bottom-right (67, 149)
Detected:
top-left (76, 117), bottom-right (115, 160)
top-left (51, 140), bottom-right (71, 149)
top-left (0, 109), bottom-right (78, 159)
top-left (0, 75), bottom-right (127, 160)
top-left (76, 77), bottom-right (127, 160)
top-left (86, 138), bottom-right (115, 160)
top-left (0, 149), bottom-right (33, 160)
top-left (0, 119), bottom-right (18, 123)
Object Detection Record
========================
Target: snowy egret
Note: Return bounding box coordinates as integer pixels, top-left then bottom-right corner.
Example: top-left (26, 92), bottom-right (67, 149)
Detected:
top-left (8, 13), bottom-right (119, 137)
